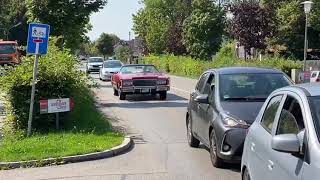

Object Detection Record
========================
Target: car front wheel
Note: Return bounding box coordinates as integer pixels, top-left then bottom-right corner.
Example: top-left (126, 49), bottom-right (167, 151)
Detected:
top-left (113, 88), bottom-right (119, 96)
top-left (210, 130), bottom-right (224, 168)
top-left (119, 92), bottom-right (126, 100)
top-left (159, 91), bottom-right (167, 100)
top-left (242, 168), bottom-right (251, 180)
top-left (187, 116), bottom-right (200, 148)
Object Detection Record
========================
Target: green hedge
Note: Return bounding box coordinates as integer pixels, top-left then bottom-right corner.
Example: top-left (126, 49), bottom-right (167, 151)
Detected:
top-left (143, 43), bottom-right (302, 78)
top-left (0, 42), bottom-right (89, 132)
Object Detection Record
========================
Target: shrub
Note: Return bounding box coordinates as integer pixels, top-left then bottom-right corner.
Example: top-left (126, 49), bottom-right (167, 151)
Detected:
top-left (0, 41), bottom-right (87, 132)
top-left (143, 43), bottom-right (302, 78)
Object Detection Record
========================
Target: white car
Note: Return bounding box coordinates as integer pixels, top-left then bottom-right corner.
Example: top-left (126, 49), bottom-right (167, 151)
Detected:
top-left (86, 57), bottom-right (104, 74)
top-left (99, 60), bottom-right (123, 81)
top-left (310, 71), bottom-right (320, 82)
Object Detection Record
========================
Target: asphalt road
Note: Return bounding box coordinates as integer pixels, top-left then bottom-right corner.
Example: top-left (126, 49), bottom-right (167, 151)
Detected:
top-left (0, 73), bottom-right (240, 180)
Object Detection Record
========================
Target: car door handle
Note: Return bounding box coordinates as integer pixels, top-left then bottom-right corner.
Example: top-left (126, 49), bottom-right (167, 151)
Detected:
top-left (268, 160), bottom-right (274, 171)
top-left (250, 142), bottom-right (256, 152)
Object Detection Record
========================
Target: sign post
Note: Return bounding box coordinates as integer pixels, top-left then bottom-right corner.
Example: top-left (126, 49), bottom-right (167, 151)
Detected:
top-left (27, 23), bottom-right (50, 136)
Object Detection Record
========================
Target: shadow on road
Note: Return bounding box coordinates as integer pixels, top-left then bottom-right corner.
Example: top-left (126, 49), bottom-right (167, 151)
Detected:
top-left (198, 144), bottom-right (241, 173)
top-left (125, 93), bottom-right (188, 102)
top-left (99, 84), bottom-right (112, 88)
top-left (101, 101), bottom-right (188, 109)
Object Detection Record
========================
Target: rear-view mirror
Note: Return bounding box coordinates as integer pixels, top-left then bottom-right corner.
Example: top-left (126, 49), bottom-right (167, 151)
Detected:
top-left (272, 134), bottom-right (300, 154)
top-left (195, 95), bottom-right (209, 104)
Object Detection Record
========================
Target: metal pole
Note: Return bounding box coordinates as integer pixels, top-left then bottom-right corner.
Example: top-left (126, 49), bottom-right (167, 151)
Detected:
top-left (303, 13), bottom-right (309, 72)
top-left (27, 54), bottom-right (40, 136)
top-left (55, 113), bottom-right (59, 130)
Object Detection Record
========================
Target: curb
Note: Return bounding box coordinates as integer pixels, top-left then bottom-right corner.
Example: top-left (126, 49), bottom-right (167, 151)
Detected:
top-left (0, 136), bottom-right (133, 170)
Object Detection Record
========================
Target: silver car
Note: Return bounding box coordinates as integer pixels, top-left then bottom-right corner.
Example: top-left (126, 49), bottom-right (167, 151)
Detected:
top-left (242, 83), bottom-right (320, 180)
top-left (99, 60), bottom-right (123, 81)
top-left (86, 57), bottom-right (104, 73)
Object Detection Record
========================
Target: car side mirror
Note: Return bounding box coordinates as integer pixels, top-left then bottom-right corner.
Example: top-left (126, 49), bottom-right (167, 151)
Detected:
top-left (195, 95), bottom-right (209, 104)
top-left (272, 134), bottom-right (300, 154)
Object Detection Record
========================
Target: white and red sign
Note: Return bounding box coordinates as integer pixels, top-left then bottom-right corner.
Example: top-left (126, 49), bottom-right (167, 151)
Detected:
top-left (40, 98), bottom-right (74, 114)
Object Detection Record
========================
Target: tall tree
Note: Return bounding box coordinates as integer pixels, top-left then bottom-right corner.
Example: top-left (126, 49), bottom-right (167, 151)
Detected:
top-left (183, 0), bottom-right (224, 60)
top-left (96, 33), bottom-right (118, 58)
top-left (26, 0), bottom-right (107, 50)
top-left (229, 1), bottom-right (275, 56)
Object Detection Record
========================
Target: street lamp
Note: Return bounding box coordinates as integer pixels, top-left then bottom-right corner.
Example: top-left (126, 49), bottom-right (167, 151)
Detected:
top-left (301, 1), bottom-right (313, 71)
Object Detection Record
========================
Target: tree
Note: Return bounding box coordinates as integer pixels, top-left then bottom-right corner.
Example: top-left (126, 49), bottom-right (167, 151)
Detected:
top-left (183, 0), bottom-right (224, 60)
top-left (133, 0), bottom-right (191, 55)
top-left (115, 46), bottom-right (133, 62)
top-left (229, 1), bottom-right (275, 57)
top-left (96, 33), bottom-right (118, 58)
top-left (26, 0), bottom-right (107, 50)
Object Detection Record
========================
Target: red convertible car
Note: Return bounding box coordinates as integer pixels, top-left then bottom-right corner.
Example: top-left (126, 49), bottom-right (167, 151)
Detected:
top-left (111, 64), bottom-right (170, 100)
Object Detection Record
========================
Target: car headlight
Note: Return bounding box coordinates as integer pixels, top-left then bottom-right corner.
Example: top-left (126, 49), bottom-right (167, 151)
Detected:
top-left (157, 79), bottom-right (167, 85)
top-left (122, 80), bottom-right (133, 86)
top-left (223, 117), bottom-right (249, 128)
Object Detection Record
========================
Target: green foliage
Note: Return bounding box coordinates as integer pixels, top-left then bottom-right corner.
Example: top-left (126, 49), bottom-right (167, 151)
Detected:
top-left (96, 33), bottom-right (119, 58)
top-left (26, 0), bottom-right (107, 50)
top-left (0, 39), bottom-right (88, 132)
top-left (229, 1), bottom-right (275, 55)
top-left (132, 0), bottom-right (191, 55)
top-left (115, 46), bottom-right (133, 62)
top-left (182, 0), bottom-right (224, 60)
top-left (143, 43), bottom-right (302, 79)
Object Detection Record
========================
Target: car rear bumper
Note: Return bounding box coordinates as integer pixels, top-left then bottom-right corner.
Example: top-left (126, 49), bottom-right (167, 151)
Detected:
top-left (120, 85), bottom-right (170, 94)
top-left (213, 119), bottom-right (248, 163)
top-left (100, 74), bottom-right (112, 81)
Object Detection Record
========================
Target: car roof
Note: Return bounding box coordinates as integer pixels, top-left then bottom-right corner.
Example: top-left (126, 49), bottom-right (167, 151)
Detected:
top-left (208, 67), bottom-right (283, 75)
top-left (89, 57), bottom-right (103, 59)
top-left (286, 83), bottom-right (320, 97)
top-left (122, 64), bottom-right (155, 67)
top-left (105, 60), bottom-right (121, 62)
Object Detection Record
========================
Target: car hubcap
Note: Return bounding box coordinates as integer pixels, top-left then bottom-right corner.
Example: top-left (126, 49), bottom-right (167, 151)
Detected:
top-left (211, 135), bottom-right (217, 159)
top-left (187, 120), bottom-right (192, 143)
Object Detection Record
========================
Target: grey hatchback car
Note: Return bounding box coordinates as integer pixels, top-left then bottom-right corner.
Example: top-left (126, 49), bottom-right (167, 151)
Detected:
top-left (242, 83), bottom-right (320, 180)
top-left (186, 67), bottom-right (292, 168)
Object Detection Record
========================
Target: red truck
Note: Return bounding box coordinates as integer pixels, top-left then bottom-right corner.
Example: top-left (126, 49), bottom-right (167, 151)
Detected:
top-left (0, 40), bottom-right (21, 66)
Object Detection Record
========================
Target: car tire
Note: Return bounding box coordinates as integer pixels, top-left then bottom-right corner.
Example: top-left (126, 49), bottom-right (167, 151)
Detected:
top-left (210, 130), bottom-right (224, 168)
top-left (113, 88), bottom-right (119, 96)
top-left (187, 116), bottom-right (200, 148)
top-left (242, 168), bottom-right (251, 180)
top-left (119, 92), bottom-right (126, 100)
top-left (159, 91), bottom-right (167, 100)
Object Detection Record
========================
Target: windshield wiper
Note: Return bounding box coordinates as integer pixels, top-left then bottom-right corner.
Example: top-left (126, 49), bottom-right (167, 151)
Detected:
top-left (224, 96), bottom-right (267, 101)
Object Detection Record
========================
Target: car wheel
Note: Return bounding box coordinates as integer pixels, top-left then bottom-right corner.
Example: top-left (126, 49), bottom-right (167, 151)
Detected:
top-left (210, 130), bottom-right (224, 168)
top-left (159, 91), bottom-right (167, 100)
top-left (187, 116), bottom-right (200, 148)
top-left (119, 92), bottom-right (126, 100)
top-left (242, 168), bottom-right (251, 180)
top-left (113, 88), bottom-right (119, 96)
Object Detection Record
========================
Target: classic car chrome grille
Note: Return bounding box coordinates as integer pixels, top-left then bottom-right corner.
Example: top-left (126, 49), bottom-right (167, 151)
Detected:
top-left (133, 79), bottom-right (157, 86)
top-left (0, 57), bottom-right (11, 61)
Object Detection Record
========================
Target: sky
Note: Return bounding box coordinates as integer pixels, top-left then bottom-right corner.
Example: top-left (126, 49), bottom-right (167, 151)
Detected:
top-left (87, 0), bottom-right (143, 41)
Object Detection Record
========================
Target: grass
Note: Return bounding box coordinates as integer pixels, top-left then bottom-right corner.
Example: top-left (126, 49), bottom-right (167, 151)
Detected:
top-left (0, 132), bottom-right (123, 162)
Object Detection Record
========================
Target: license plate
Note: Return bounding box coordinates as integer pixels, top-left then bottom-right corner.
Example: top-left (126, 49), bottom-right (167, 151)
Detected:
top-left (141, 88), bottom-right (150, 93)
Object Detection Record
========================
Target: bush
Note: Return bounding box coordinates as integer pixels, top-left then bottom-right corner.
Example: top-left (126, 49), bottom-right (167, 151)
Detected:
top-left (0, 42), bottom-right (88, 132)
top-left (143, 43), bottom-right (302, 78)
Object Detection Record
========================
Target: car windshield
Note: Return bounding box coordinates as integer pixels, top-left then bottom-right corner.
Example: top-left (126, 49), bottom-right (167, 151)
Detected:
top-left (308, 96), bottom-right (320, 141)
top-left (104, 61), bottom-right (122, 68)
top-left (120, 65), bottom-right (159, 74)
top-left (88, 58), bottom-right (103, 63)
top-left (0, 44), bottom-right (16, 54)
top-left (220, 73), bottom-right (291, 101)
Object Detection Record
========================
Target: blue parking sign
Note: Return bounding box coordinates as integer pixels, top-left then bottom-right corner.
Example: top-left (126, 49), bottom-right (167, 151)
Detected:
top-left (27, 23), bottom-right (50, 55)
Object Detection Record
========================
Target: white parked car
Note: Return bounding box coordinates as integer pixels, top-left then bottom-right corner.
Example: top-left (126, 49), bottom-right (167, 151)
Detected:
top-left (99, 60), bottom-right (123, 81)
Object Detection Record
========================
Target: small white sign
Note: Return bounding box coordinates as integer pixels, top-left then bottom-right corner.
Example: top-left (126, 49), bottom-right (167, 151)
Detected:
top-left (48, 98), bottom-right (70, 113)
top-left (32, 27), bottom-right (47, 38)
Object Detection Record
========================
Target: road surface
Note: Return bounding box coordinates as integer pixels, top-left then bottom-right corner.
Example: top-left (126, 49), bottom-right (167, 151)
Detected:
top-left (0, 74), bottom-right (241, 180)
